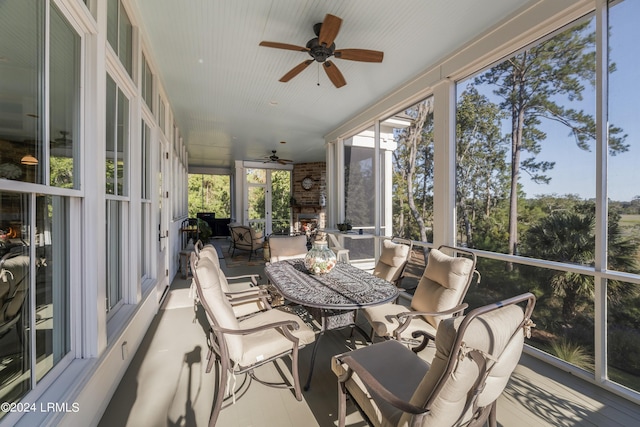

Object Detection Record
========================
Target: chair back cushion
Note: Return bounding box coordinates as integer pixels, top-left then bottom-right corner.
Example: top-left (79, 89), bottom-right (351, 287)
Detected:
top-left (411, 248), bottom-right (473, 328)
top-left (198, 246), bottom-right (221, 268)
top-left (269, 235), bottom-right (308, 262)
top-left (372, 240), bottom-right (410, 284)
top-left (194, 258), bottom-right (243, 361)
top-left (403, 304), bottom-right (525, 427)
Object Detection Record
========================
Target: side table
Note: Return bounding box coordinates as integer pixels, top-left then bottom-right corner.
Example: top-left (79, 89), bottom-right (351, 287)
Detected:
top-left (179, 249), bottom-right (193, 279)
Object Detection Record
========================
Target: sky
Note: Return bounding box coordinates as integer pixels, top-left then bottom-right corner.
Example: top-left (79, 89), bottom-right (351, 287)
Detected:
top-left (458, 0), bottom-right (639, 202)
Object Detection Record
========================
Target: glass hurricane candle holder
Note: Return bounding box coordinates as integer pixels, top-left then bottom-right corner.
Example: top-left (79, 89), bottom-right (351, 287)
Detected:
top-left (304, 241), bottom-right (337, 275)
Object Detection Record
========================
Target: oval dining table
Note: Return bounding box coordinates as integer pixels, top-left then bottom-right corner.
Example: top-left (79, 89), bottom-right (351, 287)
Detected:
top-left (264, 258), bottom-right (398, 390)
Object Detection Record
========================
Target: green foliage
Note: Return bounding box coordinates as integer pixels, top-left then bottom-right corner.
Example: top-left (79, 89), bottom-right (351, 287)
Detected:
top-left (197, 218), bottom-right (212, 241)
top-left (473, 20), bottom-right (627, 255)
top-left (50, 156), bottom-right (74, 188)
top-left (188, 174), bottom-right (230, 218)
top-left (521, 203), bottom-right (639, 321)
top-left (390, 98), bottom-right (434, 241)
top-left (455, 85), bottom-right (509, 250)
top-left (270, 170), bottom-right (292, 232)
top-left (549, 339), bottom-right (593, 370)
top-left (608, 328), bottom-right (640, 377)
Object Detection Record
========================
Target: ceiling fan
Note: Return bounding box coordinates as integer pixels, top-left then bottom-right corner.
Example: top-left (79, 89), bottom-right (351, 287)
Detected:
top-left (261, 150), bottom-right (293, 165)
top-left (259, 14), bottom-right (383, 88)
top-left (51, 131), bottom-right (72, 147)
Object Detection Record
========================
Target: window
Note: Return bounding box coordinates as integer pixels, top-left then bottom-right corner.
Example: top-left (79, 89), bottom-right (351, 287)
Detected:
top-left (455, 14), bottom-right (609, 378)
top-left (106, 199), bottom-right (124, 313)
top-left (456, 17), bottom-right (598, 257)
top-left (50, 4), bottom-right (81, 189)
top-left (106, 74), bottom-right (129, 196)
top-left (35, 195), bottom-right (71, 382)
top-left (140, 121), bottom-right (152, 279)
top-left (606, 0), bottom-right (640, 392)
top-left (383, 97), bottom-right (435, 241)
top-left (0, 1), bottom-right (44, 185)
top-left (0, 192), bottom-right (71, 413)
top-left (0, 2), bottom-right (76, 413)
top-left (344, 126), bottom-right (375, 231)
top-left (105, 74), bottom-right (129, 313)
top-left (107, 0), bottom-right (133, 77)
top-left (342, 126), bottom-right (376, 263)
top-left (141, 53), bottom-right (153, 112)
top-left (158, 96), bottom-right (166, 135)
top-left (188, 174), bottom-right (231, 218)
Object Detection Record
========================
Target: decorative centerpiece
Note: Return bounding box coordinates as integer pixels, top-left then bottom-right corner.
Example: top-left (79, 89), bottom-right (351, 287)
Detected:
top-left (304, 240), bottom-right (337, 275)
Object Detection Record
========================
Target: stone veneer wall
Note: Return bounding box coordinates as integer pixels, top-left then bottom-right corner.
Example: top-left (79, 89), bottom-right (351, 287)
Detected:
top-left (292, 162), bottom-right (326, 230)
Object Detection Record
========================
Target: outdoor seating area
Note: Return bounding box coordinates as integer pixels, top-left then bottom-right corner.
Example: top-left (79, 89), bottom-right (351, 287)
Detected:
top-left (100, 238), bottom-right (640, 426)
top-left (4, 2), bottom-right (640, 425)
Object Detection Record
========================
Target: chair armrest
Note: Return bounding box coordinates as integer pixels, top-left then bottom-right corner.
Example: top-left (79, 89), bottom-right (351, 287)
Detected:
top-left (396, 303), bottom-right (468, 322)
top-left (393, 303), bottom-right (468, 339)
top-left (212, 319), bottom-right (300, 340)
top-left (335, 354), bottom-right (427, 415)
top-left (225, 288), bottom-right (271, 308)
top-left (227, 274), bottom-right (261, 286)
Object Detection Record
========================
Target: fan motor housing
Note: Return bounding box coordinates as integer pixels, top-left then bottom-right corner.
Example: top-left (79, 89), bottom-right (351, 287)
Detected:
top-left (306, 38), bottom-right (335, 63)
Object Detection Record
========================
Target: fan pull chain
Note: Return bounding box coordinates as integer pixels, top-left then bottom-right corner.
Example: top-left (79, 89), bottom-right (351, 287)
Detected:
top-left (317, 63), bottom-right (320, 86)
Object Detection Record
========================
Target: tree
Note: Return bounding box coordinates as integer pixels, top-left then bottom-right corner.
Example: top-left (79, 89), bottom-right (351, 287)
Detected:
top-left (522, 204), bottom-right (638, 322)
top-left (456, 85), bottom-right (509, 249)
top-left (475, 21), bottom-right (628, 257)
top-left (392, 97), bottom-right (434, 246)
top-left (188, 174), bottom-right (231, 217)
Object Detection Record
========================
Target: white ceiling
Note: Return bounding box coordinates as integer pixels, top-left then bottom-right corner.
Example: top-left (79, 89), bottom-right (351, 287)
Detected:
top-left (131, 0), bottom-right (533, 170)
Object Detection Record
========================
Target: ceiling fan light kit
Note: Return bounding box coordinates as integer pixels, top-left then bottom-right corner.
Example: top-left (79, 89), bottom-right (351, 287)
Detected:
top-left (259, 14), bottom-right (383, 88)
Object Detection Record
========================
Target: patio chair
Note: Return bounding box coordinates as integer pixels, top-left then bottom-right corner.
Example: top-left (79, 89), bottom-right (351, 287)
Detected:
top-left (371, 238), bottom-right (412, 287)
top-left (268, 235), bottom-right (308, 262)
top-left (327, 233), bottom-right (350, 263)
top-left (332, 293), bottom-right (536, 427)
top-left (362, 245), bottom-right (479, 352)
top-left (190, 253), bottom-right (268, 318)
top-left (0, 250), bottom-right (29, 340)
top-left (228, 225), bottom-right (264, 261)
top-left (191, 253), bottom-right (315, 427)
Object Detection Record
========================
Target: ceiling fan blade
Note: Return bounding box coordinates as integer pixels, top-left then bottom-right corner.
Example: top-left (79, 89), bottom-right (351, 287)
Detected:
top-left (323, 61), bottom-right (346, 88)
top-left (259, 41), bottom-right (309, 52)
top-left (279, 60), bottom-right (313, 82)
top-left (318, 14), bottom-right (342, 47)
top-left (334, 48), bottom-right (384, 63)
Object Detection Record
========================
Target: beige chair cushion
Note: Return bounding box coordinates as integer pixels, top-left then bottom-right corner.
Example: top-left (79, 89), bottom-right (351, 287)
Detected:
top-left (331, 339), bottom-right (429, 427)
top-left (198, 246), bottom-right (220, 268)
top-left (230, 226), bottom-right (264, 251)
top-left (195, 257), bottom-right (265, 317)
top-left (195, 259), bottom-right (244, 362)
top-left (411, 248), bottom-right (473, 328)
top-left (372, 240), bottom-right (410, 283)
top-left (269, 235), bottom-right (308, 262)
top-left (362, 303), bottom-right (437, 340)
top-left (401, 304), bottom-right (525, 427)
top-left (237, 308), bottom-right (315, 367)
